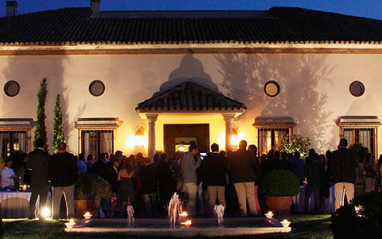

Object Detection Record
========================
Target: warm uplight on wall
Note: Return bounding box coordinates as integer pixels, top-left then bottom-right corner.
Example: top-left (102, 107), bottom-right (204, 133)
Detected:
top-left (135, 124), bottom-right (145, 146)
top-left (232, 129), bottom-right (240, 146)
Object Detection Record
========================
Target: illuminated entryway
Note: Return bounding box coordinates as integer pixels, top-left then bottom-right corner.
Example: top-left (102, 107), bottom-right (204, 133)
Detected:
top-left (136, 81), bottom-right (246, 158)
top-left (164, 124), bottom-right (209, 156)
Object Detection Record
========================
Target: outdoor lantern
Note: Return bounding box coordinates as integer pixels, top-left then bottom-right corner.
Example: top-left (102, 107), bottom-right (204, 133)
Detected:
top-left (134, 124), bottom-right (145, 146)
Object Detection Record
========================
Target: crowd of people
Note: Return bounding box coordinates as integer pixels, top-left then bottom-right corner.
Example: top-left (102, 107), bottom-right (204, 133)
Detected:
top-left (1, 137), bottom-right (382, 220)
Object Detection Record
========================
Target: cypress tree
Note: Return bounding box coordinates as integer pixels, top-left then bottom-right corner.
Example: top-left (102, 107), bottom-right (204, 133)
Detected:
top-left (52, 94), bottom-right (65, 153)
top-left (35, 78), bottom-right (48, 149)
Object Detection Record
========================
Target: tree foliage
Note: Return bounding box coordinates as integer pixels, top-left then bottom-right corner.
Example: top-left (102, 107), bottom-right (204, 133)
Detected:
top-left (34, 78), bottom-right (48, 149)
top-left (278, 134), bottom-right (311, 158)
top-left (348, 143), bottom-right (368, 164)
top-left (52, 94), bottom-right (65, 153)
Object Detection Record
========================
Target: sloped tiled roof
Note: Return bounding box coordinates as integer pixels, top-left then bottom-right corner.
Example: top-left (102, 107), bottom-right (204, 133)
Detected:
top-left (136, 81), bottom-right (246, 113)
top-left (1, 7), bottom-right (382, 45)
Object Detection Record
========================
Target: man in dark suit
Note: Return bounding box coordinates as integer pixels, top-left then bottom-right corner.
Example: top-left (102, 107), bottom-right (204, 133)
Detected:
top-left (92, 152), bottom-right (108, 180)
top-left (48, 142), bottom-right (78, 219)
top-left (331, 138), bottom-right (358, 210)
top-left (26, 138), bottom-right (50, 219)
top-left (200, 143), bottom-right (227, 213)
top-left (227, 140), bottom-right (259, 216)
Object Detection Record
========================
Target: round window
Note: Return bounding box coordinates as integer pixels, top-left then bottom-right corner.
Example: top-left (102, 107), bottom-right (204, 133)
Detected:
top-left (349, 81), bottom-right (365, 97)
top-left (4, 80), bottom-right (20, 97)
top-left (89, 80), bottom-right (105, 97)
top-left (264, 81), bottom-right (280, 97)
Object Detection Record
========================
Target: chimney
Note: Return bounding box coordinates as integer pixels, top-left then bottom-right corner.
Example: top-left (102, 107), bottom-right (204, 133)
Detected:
top-left (90, 0), bottom-right (100, 18)
top-left (6, 1), bottom-right (17, 17)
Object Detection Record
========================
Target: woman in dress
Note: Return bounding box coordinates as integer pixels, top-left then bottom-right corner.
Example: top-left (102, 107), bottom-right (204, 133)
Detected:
top-left (363, 153), bottom-right (376, 193)
top-left (375, 155), bottom-right (382, 192)
top-left (319, 154), bottom-right (330, 213)
top-left (118, 159), bottom-right (135, 216)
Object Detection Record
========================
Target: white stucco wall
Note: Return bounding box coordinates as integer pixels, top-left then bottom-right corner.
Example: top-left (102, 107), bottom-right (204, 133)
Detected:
top-left (1, 50), bottom-right (382, 159)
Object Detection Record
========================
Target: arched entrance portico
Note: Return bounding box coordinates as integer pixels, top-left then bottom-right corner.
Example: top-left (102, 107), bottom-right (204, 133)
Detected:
top-left (136, 81), bottom-right (246, 158)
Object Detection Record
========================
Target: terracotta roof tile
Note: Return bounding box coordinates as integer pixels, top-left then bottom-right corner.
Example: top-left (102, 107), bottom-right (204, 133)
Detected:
top-left (136, 81), bottom-right (246, 113)
top-left (1, 7), bottom-right (382, 45)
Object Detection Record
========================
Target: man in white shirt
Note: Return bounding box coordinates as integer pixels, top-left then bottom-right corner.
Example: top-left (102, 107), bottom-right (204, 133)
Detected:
top-left (1, 158), bottom-right (17, 189)
top-left (180, 144), bottom-right (201, 217)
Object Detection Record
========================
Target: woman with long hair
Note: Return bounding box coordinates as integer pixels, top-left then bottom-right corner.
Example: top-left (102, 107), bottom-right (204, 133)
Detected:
top-left (118, 159), bottom-right (135, 216)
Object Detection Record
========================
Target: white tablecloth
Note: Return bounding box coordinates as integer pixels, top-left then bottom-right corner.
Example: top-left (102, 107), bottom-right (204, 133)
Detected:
top-left (0, 191), bottom-right (31, 218)
top-left (0, 191), bottom-right (52, 218)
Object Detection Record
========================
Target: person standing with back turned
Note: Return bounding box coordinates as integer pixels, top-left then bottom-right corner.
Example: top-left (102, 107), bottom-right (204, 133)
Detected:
top-left (27, 138), bottom-right (50, 219)
top-left (49, 142), bottom-right (78, 219)
top-left (227, 140), bottom-right (259, 216)
top-left (331, 138), bottom-right (358, 210)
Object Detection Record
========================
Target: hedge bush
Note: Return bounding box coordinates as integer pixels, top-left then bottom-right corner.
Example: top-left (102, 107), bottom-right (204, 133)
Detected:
top-left (331, 191), bottom-right (382, 239)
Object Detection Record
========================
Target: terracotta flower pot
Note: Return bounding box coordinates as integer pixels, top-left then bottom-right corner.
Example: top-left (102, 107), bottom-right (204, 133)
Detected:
top-left (266, 196), bottom-right (293, 216)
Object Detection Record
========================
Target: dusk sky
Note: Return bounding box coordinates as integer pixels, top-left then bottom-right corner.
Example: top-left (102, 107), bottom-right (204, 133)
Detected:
top-left (0, 0), bottom-right (381, 20)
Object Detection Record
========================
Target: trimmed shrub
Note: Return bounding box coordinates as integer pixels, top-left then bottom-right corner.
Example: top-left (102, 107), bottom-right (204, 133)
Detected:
top-left (331, 191), bottom-right (382, 239)
top-left (260, 169), bottom-right (300, 197)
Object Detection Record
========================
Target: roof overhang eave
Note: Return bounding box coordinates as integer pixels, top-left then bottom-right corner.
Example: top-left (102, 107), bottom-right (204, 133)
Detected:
top-left (2, 41), bottom-right (382, 50)
top-left (136, 109), bottom-right (246, 119)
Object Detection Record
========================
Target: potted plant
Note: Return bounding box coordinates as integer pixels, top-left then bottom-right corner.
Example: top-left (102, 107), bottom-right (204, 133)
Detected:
top-left (260, 169), bottom-right (300, 215)
top-left (74, 172), bottom-right (111, 218)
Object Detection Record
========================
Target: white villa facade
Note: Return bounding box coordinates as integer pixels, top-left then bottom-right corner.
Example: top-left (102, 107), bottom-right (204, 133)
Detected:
top-left (1, 1), bottom-right (382, 161)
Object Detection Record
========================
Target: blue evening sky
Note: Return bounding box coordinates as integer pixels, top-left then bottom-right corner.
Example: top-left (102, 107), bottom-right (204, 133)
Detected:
top-left (0, 0), bottom-right (381, 20)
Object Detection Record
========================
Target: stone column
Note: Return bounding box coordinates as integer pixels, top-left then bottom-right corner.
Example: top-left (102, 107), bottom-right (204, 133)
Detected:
top-left (223, 114), bottom-right (235, 152)
top-left (146, 114), bottom-right (158, 159)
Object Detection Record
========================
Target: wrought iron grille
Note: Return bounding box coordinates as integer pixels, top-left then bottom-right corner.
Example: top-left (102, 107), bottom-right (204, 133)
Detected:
top-left (81, 130), bottom-right (114, 158)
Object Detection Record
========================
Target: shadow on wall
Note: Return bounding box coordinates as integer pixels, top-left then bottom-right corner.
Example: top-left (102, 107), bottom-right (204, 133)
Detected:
top-left (160, 54), bottom-right (219, 92)
top-left (2, 55), bottom-right (70, 151)
top-left (216, 54), bottom-right (336, 152)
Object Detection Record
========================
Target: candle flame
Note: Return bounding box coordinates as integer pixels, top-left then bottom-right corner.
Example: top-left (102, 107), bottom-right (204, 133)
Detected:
top-left (84, 212), bottom-right (91, 216)
top-left (181, 220), bottom-right (192, 225)
top-left (266, 211), bottom-right (273, 215)
top-left (282, 219), bottom-right (289, 223)
top-left (69, 219), bottom-right (74, 224)
top-left (179, 211), bottom-right (188, 216)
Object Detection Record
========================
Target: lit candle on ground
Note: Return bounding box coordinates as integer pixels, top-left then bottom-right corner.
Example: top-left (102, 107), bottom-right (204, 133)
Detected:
top-left (179, 211), bottom-right (188, 221)
top-left (265, 211), bottom-right (274, 218)
top-left (83, 212), bottom-right (92, 220)
top-left (22, 184), bottom-right (27, 191)
top-left (280, 219), bottom-right (291, 228)
top-left (65, 219), bottom-right (76, 229)
top-left (181, 220), bottom-right (192, 228)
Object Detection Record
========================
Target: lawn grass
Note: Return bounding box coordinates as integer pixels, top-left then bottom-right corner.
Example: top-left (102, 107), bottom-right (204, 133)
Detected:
top-left (0, 214), bottom-right (333, 239)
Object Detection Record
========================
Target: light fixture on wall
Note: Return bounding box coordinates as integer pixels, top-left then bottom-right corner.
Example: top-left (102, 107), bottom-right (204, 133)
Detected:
top-left (232, 128), bottom-right (240, 146)
top-left (134, 124), bottom-right (145, 146)
top-left (178, 141), bottom-right (186, 152)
